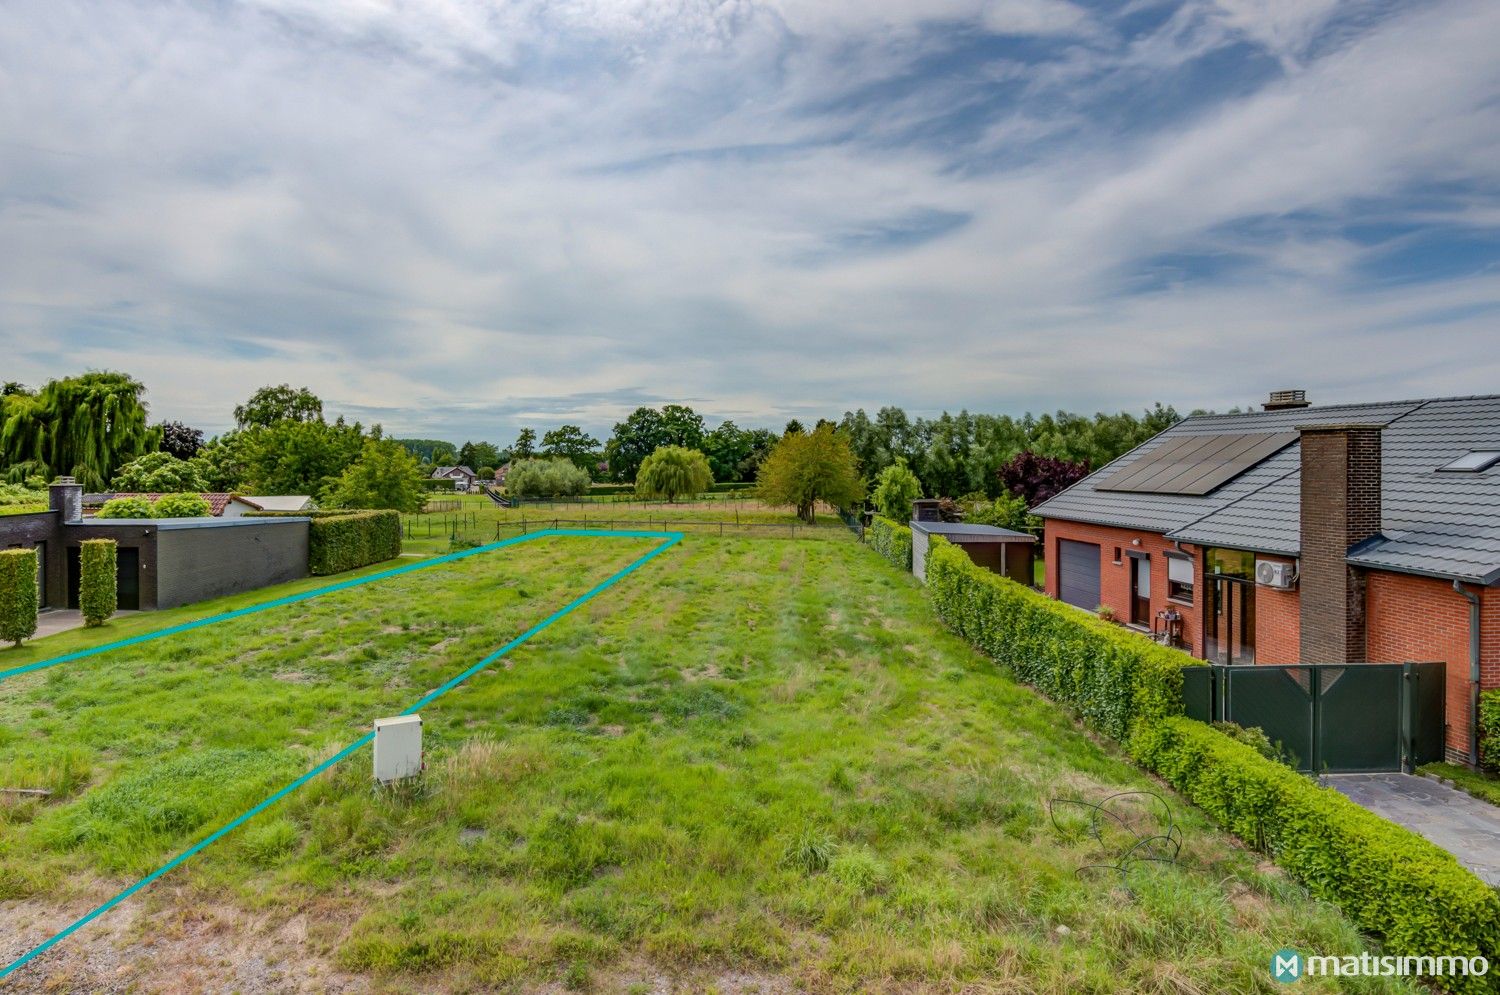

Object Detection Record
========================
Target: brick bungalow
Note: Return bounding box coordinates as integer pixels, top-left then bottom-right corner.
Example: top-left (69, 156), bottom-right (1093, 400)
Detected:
top-left (1032, 391), bottom-right (1500, 766)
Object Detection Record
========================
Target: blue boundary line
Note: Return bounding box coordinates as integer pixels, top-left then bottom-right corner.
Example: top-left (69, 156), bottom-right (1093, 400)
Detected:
top-left (0, 528), bottom-right (682, 982)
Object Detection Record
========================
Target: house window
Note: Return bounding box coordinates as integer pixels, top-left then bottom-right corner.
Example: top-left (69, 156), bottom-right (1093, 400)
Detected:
top-left (1166, 553), bottom-right (1194, 603)
top-left (1112, 546), bottom-right (1122, 564)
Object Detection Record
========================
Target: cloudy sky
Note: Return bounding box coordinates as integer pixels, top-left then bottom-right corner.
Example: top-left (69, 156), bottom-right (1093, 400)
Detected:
top-left (2, 0), bottom-right (1498, 442)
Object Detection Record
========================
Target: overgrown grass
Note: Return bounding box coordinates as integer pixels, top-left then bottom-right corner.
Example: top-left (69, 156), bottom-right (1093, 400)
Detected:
top-left (1, 536), bottom-right (1416, 992)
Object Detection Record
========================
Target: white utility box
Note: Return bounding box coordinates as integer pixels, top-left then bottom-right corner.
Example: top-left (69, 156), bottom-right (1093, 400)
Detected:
top-left (373, 714), bottom-right (423, 783)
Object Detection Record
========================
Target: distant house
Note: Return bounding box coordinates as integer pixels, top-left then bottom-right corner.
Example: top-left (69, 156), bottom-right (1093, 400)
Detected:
top-left (431, 465), bottom-right (478, 492)
top-left (493, 463), bottom-right (511, 486)
top-left (223, 496), bottom-right (317, 517)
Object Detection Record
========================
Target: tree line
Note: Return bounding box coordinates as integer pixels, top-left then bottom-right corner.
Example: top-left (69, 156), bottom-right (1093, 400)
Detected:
top-left (0, 370), bottom-right (1184, 520)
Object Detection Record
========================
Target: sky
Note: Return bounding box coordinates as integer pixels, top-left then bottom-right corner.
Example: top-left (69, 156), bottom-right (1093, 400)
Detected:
top-left (2, 0), bottom-right (1499, 444)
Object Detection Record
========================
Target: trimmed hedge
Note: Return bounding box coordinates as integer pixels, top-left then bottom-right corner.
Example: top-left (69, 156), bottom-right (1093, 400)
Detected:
top-left (79, 538), bottom-right (117, 627)
top-left (0, 547), bottom-right (38, 647)
top-left (869, 515), bottom-right (912, 570)
top-left (308, 510), bottom-right (401, 575)
top-left (1480, 689), bottom-right (1500, 773)
top-left (1134, 718), bottom-right (1500, 989)
top-left (925, 535), bottom-right (1190, 740)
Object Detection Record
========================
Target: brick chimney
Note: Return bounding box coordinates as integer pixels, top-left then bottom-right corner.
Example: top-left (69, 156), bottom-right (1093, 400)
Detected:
top-left (49, 475), bottom-right (83, 523)
top-left (1298, 424), bottom-right (1382, 662)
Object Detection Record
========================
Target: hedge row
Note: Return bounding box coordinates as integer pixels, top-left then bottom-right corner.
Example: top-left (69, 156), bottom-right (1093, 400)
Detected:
top-left (247, 509), bottom-right (402, 575)
top-left (923, 535), bottom-right (1189, 739)
top-left (79, 538), bottom-right (117, 627)
top-left (1133, 718), bottom-right (1500, 991)
top-left (869, 515), bottom-right (912, 571)
top-left (0, 547), bottom-right (38, 647)
top-left (1480, 689), bottom-right (1500, 773)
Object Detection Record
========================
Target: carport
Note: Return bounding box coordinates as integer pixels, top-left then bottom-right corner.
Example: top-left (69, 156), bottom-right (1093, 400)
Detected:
top-left (910, 521), bottom-right (1035, 585)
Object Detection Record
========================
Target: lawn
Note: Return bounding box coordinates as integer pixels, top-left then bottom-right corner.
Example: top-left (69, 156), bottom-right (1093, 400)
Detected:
top-left (1, 534), bottom-right (1413, 993)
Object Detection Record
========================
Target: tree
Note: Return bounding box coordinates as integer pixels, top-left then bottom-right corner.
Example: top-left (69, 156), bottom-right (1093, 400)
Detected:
top-left (0, 371), bottom-right (158, 490)
top-left (997, 450), bottom-right (1090, 508)
top-left (97, 496), bottom-right (154, 518)
top-left (191, 432), bottom-right (251, 491)
top-left (636, 446), bottom-right (712, 503)
top-left (604, 405), bottom-right (705, 482)
top-left (395, 439), bottom-right (458, 465)
top-left (505, 458), bottom-right (590, 498)
top-left (511, 428), bottom-right (537, 460)
top-left (0, 548), bottom-right (39, 648)
top-left (322, 439), bottom-right (426, 513)
top-left (872, 461), bottom-right (921, 521)
top-left (457, 440), bottom-right (503, 471)
top-left (79, 539), bottom-right (118, 627)
top-left (783, 419), bottom-right (805, 436)
top-left (156, 421), bottom-right (204, 460)
top-left (152, 492), bottom-right (212, 517)
top-left (737, 428), bottom-right (779, 482)
top-left (476, 466), bottom-right (496, 481)
top-left (702, 421), bottom-right (752, 482)
top-left (234, 384), bottom-right (323, 429)
top-left (111, 452), bottom-right (208, 493)
top-left (541, 425), bottom-right (601, 473)
top-left (756, 424), bottom-right (864, 523)
top-left (241, 418), bottom-right (366, 495)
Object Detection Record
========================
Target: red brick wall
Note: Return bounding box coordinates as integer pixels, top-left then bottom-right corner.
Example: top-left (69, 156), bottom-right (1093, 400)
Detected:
top-left (1365, 571), bottom-right (1500, 764)
top-left (1255, 554), bottom-right (1301, 665)
top-left (1042, 520), bottom-right (1205, 657)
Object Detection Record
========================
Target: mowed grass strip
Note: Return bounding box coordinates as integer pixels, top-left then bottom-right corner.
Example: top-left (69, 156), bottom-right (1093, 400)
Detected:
top-left (7, 537), bottom-right (1414, 993)
top-left (0, 535), bottom-right (661, 888)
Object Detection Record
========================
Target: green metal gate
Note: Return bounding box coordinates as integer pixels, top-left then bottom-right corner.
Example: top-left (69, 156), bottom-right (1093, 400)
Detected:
top-left (1180, 662), bottom-right (1445, 773)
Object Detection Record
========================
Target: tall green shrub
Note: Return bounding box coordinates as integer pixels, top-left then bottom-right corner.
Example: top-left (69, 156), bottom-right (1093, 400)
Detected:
top-left (869, 515), bottom-right (912, 570)
top-left (151, 492), bottom-right (211, 517)
top-left (79, 538), bottom-right (117, 627)
top-left (1479, 689), bottom-right (1500, 773)
top-left (923, 534), bottom-right (1189, 739)
top-left (871, 461), bottom-right (921, 521)
top-left (0, 547), bottom-right (39, 648)
top-left (1133, 718), bottom-right (1500, 990)
top-left (97, 496), bottom-right (154, 519)
top-left (635, 446), bottom-right (713, 502)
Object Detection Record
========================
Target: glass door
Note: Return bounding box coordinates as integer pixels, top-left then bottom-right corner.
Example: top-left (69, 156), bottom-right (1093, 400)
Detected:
top-left (1130, 555), bottom-right (1151, 626)
top-left (1206, 575), bottom-right (1255, 665)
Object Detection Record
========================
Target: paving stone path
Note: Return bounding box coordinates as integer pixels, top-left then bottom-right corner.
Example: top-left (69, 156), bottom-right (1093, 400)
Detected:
top-left (1322, 773), bottom-right (1500, 886)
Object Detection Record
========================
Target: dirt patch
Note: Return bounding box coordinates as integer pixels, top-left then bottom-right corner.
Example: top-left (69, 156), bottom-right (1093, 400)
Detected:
top-left (0, 888), bottom-right (366, 994)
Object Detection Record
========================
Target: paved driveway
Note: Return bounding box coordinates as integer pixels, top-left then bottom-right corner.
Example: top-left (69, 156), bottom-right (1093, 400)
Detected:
top-left (1322, 773), bottom-right (1500, 886)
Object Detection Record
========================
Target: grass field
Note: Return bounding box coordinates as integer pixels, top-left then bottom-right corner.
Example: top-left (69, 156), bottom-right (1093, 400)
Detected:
top-left (1, 534), bottom-right (1414, 993)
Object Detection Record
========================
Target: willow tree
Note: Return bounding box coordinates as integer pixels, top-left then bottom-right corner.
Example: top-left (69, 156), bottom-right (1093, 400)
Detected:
top-left (635, 445), bottom-right (712, 503)
top-left (0, 372), bottom-right (158, 489)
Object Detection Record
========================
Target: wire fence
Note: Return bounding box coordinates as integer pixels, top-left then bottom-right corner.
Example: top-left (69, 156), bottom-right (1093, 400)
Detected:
top-left (499, 490), bottom-right (758, 509)
top-left (402, 513), bottom-right (849, 542)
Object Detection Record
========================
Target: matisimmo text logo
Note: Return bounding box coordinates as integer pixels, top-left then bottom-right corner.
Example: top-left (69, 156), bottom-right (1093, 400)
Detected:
top-left (1270, 948), bottom-right (1488, 982)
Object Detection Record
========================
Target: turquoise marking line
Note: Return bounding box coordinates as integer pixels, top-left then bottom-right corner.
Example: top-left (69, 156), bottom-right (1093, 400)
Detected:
top-left (0, 529), bottom-right (681, 982)
top-left (0, 527), bottom-right (679, 685)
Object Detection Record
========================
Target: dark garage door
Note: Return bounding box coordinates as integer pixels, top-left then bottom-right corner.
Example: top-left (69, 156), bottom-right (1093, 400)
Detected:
top-left (1057, 539), bottom-right (1101, 610)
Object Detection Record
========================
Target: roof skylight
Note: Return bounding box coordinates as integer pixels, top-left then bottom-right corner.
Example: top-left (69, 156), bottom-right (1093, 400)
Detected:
top-left (1438, 450), bottom-right (1500, 473)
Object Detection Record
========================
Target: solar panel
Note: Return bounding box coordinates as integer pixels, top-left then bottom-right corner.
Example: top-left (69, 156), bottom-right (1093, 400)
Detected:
top-left (1095, 431), bottom-right (1299, 496)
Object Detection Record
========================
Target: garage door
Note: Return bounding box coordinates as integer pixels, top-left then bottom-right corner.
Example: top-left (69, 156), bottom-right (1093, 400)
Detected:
top-left (1057, 539), bottom-right (1101, 610)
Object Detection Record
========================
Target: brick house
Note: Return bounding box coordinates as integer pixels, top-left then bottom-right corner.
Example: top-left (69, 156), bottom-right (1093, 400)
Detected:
top-left (1032, 391), bottom-right (1500, 766)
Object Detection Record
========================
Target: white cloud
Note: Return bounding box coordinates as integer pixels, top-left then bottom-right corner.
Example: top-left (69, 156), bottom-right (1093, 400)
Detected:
top-left (0, 0), bottom-right (1498, 439)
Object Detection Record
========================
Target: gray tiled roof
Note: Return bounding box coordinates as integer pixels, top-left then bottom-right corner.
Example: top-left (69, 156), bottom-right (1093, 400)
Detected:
top-left (1032, 396), bottom-right (1500, 584)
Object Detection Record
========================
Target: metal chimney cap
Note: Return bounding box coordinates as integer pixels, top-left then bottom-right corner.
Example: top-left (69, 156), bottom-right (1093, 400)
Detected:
top-left (1263, 389), bottom-right (1310, 411)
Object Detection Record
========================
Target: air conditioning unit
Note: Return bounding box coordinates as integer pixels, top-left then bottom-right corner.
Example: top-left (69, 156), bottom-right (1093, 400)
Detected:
top-left (1255, 560), bottom-right (1297, 590)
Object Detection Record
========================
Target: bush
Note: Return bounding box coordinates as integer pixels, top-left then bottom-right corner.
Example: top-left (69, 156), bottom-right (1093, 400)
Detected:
top-left (1133, 718), bottom-right (1500, 989)
top-left (97, 496), bottom-right (154, 519)
top-left (79, 539), bottom-right (117, 628)
top-left (0, 482), bottom-right (47, 508)
top-left (1480, 689), bottom-right (1500, 773)
top-left (151, 492), bottom-right (211, 517)
top-left (924, 535), bottom-right (1189, 740)
top-left (302, 510), bottom-right (401, 575)
top-left (506, 458), bottom-right (590, 498)
top-left (110, 451), bottom-right (207, 492)
top-left (869, 516), bottom-right (912, 570)
top-left (0, 547), bottom-right (39, 648)
top-left (420, 478), bottom-right (456, 492)
top-left (871, 461), bottom-right (921, 521)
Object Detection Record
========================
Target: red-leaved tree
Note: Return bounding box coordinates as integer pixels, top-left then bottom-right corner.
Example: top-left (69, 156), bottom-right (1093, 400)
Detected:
top-left (997, 450), bottom-right (1090, 508)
